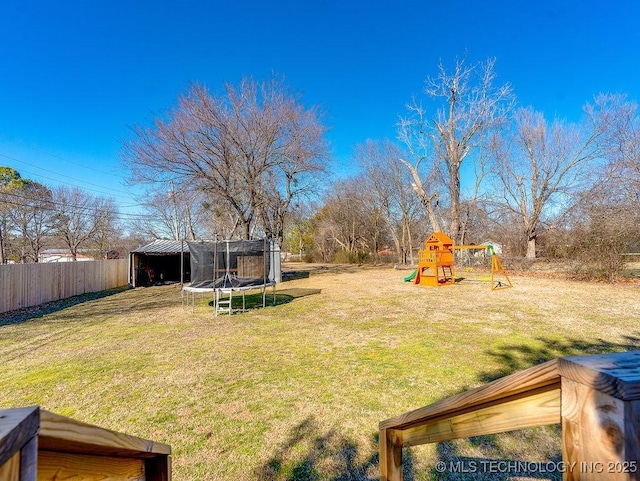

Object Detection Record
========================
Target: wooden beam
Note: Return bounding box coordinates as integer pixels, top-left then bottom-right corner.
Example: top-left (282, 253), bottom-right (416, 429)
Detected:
top-left (0, 407), bottom-right (40, 468)
top-left (380, 359), bottom-right (559, 431)
top-left (401, 388), bottom-right (560, 446)
top-left (37, 451), bottom-right (145, 480)
top-left (39, 410), bottom-right (171, 458)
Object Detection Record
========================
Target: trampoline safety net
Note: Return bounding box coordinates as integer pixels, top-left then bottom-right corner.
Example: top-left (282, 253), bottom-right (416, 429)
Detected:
top-left (187, 239), bottom-right (273, 289)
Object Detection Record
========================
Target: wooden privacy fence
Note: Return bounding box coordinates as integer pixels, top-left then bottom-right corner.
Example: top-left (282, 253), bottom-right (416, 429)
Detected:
top-left (380, 350), bottom-right (640, 480)
top-left (0, 259), bottom-right (129, 314)
top-left (0, 406), bottom-right (171, 480)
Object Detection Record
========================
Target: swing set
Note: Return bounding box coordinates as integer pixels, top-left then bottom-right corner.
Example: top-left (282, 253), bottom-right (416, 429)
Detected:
top-left (409, 232), bottom-right (512, 290)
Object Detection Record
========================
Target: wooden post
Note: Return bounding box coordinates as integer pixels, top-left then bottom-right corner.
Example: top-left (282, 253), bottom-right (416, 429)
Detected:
top-left (559, 351), bottom-right (640, 481)
top-left (379, 428), bottom-right (403, 481)
top-left (19, 436), bottom-right (38, 481)
top-left (0, 406), bottom-right (40, 481)
top-left (1, 407), bottom-right (170, 480)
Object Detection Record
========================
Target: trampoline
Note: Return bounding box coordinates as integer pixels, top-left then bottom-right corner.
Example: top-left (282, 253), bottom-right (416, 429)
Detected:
top-left (181, 238), bottom-right (278, 315)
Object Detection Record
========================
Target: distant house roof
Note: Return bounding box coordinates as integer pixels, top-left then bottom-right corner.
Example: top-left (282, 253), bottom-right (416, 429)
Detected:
top-left (479, 240), bottom-right (503, 254)
top-left (38, 249), bottom-right (94, 262)
top-left (130, 240), bottom-right (188, 255)
top-left (41, 249), bottom-right (92, 255)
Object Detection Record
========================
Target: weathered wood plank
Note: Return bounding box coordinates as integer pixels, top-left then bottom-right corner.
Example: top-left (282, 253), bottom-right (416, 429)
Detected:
top-left (401, 388), bottom-right (560, 446)
top-left (39, 410), bottom-right (171, 458)
top-left (38, 451), bottom-right (145, 481)
top-left (380, 358), bottom-right (560, 431)
top-left (559, 351), bottom-right (640, 401)
top-left (0, 407), bottom-right (40, 468)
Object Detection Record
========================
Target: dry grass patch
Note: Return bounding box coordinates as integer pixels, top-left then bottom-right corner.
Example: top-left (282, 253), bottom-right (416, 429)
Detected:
top-left (1, 265), bottom-right (639, 480)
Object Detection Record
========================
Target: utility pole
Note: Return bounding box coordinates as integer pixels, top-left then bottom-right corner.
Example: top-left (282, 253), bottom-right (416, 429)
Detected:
top-left (169, 180), bottom-right (180, 241)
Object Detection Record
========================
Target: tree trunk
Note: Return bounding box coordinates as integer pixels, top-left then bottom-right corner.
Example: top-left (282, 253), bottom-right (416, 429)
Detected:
top-left (242, 220), bottom-right (251, 240)
top-left (400, 159), bottom-right (441, 233)
top-left (526, 236), bottom-right (536, 259)
top-left (448, 170), bottom-right (462, 243)
top-left (0, 223), bottom-right (6, 264)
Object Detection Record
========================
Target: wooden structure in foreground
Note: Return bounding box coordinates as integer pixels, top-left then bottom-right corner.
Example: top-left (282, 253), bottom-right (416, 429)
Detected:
top-left (380, 350), bottom-right (640, 480)
top-left (0, 406), bottom-right (171, 480)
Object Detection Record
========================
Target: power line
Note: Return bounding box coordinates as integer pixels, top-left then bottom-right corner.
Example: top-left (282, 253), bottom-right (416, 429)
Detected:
top-left (12, 145), bottom-right (124, 178)
top-left (0, 152), bottom-right (138, 200)
top-left (0, 190), bottom-right (156, 222)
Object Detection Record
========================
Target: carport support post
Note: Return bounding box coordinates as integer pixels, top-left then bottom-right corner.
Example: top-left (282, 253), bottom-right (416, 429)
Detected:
top-left (559, 351), bottom-right (640, 481)
top-left (180, 240), bottom-right (184, 287)
top-left (129, 252), bottom-right (136, 288)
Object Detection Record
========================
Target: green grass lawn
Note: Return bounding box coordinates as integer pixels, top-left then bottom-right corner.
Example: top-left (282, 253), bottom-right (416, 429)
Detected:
top-left (1, 265), bottom-right (639, 480)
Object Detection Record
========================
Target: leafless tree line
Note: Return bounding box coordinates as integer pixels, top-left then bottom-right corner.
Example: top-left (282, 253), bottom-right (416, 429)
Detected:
top-left (0, 167), bottom-right (121, 263)
top-left (298, 59), bottom-right (639, 278)
top-left (15, 63), bottom-right (626, 279)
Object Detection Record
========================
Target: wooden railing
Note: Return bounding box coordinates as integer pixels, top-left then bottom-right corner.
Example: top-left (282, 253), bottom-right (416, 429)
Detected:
top-left (380, 350), bottom-right (640, 480)
top-left (0, 406), bottom-right (171, 480)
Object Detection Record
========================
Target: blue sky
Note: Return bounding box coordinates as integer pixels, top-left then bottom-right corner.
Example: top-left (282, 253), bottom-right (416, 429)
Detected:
top-left (1, 0), bottom-right (639, 217)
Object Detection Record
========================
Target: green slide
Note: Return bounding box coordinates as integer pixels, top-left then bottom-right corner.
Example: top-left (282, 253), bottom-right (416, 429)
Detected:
top-left (403, 270), bottom-right (417, 282)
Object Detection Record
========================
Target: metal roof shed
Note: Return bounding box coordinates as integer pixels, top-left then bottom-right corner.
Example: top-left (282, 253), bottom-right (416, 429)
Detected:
top-left (129, 240), bottom-right (190, 287)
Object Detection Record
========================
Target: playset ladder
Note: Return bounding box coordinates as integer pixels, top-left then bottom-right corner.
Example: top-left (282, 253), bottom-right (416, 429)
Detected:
top-left (440, 265), bottom-right (453, 282)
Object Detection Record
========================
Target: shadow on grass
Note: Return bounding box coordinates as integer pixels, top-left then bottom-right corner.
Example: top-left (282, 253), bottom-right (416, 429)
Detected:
top-left (429, 335), bottom-right (640, 480)
top-left (255, 417), bottom-right (414, 481)
top-left (0, 287), bottom-right (129, 327)
top-left (431, 438), bottom-right (563, 480)
top-left (282, 271), bottom-right (311, 281)
top-left (206, 289), bottom-right (321, 312)
top-left (282, 264), bottom-right (376, 279)
top-left (277, 288), bottom-right (322, 298)
top-left (478, 334), bottom-right (640, 382)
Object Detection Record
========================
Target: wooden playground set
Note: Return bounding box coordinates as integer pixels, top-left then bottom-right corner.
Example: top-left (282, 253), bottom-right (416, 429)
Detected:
top-left (405, 232), bottom-right (512, 290)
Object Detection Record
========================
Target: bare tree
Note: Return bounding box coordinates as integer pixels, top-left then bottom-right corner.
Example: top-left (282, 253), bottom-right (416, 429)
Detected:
top-left (354, 139), bottom-right (422, 265)
top-left (51, 186), bottom-right (118, 261)
top-left (137, 184), bottom-right (205, 241)
top-left (313, 177), bottom-right (389, 262)
top-left (7, 181), bottom-right (54, 262)
top-left (398, 57), bottom-right (514, 243)
top-left (282, 204), bottom-right (316, 261)
top-left (562, 180), bottom-right (640, 280)
top-left (606, 95), bottom-right (640, 208)
top-left (492, 95), bottom-right (620, 258)
top-left (123, 77), bottom-right (330, 245)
